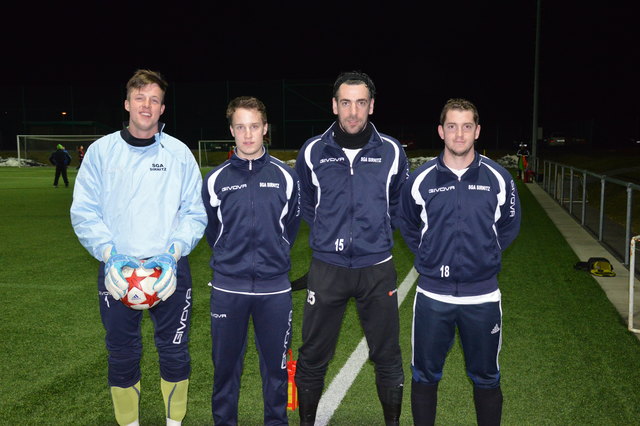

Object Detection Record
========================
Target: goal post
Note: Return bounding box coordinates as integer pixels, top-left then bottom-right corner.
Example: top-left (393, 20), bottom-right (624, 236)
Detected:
top-left (197, 140), bottom-right (235, 168)
top-left (16, 134), bottom-right (104, 167)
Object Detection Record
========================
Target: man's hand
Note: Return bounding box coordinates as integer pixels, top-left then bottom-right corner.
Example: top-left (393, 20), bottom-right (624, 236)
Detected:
top-left (103, 246), bottom-right (141, 300)
top-left (144, 243), bottom-right (181, 301)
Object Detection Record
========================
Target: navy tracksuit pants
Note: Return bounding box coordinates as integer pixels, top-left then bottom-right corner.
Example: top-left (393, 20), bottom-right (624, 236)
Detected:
top-left (411, 290), bottom-right (503, 388)
top-left (210, 287), bottom-right (292, 426)
top-left (98, 257), bottom-right (193, 387)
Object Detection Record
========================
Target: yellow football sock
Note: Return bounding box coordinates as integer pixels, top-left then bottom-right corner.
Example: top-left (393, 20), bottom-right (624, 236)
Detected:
top-left (161, 378), bottom-right (189, 422)
top-left (110, 381), bottom-right (140, 426)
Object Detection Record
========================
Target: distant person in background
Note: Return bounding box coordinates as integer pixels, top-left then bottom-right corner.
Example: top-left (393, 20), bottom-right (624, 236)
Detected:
top-left (70, 69), bottom-right (207, 426)
top-left (516, 142), bottom-right (529, 180)
top-left (76, 145), bottom-right (85, 169)
top-left (49, 143), bottom-right (71, 187)
top-left (398, 98), bottom-right (521, 426)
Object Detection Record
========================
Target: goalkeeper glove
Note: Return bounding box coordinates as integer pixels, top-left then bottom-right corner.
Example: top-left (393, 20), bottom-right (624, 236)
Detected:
top-left (103, 246), bottom-right (141, 300)
top-left (144, 243), bottom-right (181, 301)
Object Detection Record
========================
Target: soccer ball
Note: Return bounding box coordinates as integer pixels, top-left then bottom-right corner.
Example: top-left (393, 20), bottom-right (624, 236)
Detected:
top-left (121, 266), bottom-right (162, 310)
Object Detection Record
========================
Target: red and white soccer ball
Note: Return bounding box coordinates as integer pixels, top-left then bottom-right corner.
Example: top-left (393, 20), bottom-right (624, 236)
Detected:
top-left (121, 266), bottom-right (162, 310)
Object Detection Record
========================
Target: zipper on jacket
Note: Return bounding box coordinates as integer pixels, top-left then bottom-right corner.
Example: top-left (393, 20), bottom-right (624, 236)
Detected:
top-left (249, 167), bottom-right (256, 291)
top-left (454, 176), bottom-right (462, 296)
top-left (348, 153), bottom-right (356, 266)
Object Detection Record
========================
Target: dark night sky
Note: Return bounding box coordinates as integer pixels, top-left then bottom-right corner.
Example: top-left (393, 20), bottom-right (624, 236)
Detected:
top-left (1, 1), bottom-right (638, 149)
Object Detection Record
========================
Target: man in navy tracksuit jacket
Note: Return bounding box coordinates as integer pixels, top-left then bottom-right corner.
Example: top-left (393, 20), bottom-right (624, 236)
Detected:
top-left (398, 98), bottom-right (521, 425)
top-left (294, 71), bottom-right (408, 426)
top-left (202, 96), bottom-right (301, 425)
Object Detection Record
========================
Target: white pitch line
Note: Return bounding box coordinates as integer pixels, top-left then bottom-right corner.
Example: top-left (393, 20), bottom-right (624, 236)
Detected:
top-left (315, 267), bottom-right (419, 426)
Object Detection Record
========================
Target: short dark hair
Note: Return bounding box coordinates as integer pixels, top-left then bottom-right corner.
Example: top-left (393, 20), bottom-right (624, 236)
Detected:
top-left (226, 96), bottom-right (268, 125)
top-left (439, 98), bottom-right (479, 125)
top-left (126, 69), bottom-right (168, 102)
top-left (332, 71), bottom-right (376, 99)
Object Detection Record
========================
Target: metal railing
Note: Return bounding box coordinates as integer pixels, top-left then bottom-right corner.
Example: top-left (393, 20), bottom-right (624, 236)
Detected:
top-left (629, 236), bottom-right (640, 334)
top-left (540, 160), bottom-right (640, 266)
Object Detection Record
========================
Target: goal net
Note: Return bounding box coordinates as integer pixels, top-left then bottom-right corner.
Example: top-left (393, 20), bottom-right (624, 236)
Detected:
top-left (197, 140), bottom-right (235, 168)
top-left (16, 134), bottom-right (104, 167)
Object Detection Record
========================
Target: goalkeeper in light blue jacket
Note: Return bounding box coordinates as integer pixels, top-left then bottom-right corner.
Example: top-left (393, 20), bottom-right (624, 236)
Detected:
top-left (70, 69), bottom-right (207, 426)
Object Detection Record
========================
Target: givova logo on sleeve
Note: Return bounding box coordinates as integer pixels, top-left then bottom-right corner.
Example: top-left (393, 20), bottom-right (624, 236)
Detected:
top-left (509, 180), bottom-right (517, 217)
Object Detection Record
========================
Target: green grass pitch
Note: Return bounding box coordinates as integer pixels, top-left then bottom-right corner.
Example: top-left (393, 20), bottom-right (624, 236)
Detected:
top-left (1, 166), bottom-right (640, 424)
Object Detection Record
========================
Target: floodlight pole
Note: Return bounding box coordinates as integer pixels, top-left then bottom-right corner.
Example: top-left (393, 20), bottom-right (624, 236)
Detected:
top-left (531, 0), bottom-right (541, 173)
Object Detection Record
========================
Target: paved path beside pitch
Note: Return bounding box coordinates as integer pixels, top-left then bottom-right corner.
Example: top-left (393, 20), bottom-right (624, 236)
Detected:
top-left (527, 182), bottom-right (640, 342)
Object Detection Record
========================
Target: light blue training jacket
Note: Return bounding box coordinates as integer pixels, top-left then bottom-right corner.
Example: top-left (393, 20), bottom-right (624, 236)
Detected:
top-left (70, 125), bottom-right (207, 261)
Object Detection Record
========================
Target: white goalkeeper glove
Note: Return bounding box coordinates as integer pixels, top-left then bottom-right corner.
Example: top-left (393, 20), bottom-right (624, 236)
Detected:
top-left (103, 246), bottom-right (141, 300)
top-left (144, 243), bottom-right (181, 301)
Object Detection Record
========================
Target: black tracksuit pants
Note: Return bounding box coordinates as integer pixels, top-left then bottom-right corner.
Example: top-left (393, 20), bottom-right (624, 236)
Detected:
top-left (295, 258), bottom-right (404, 391)
top-left (54, 166), bottom-right (69, 186)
